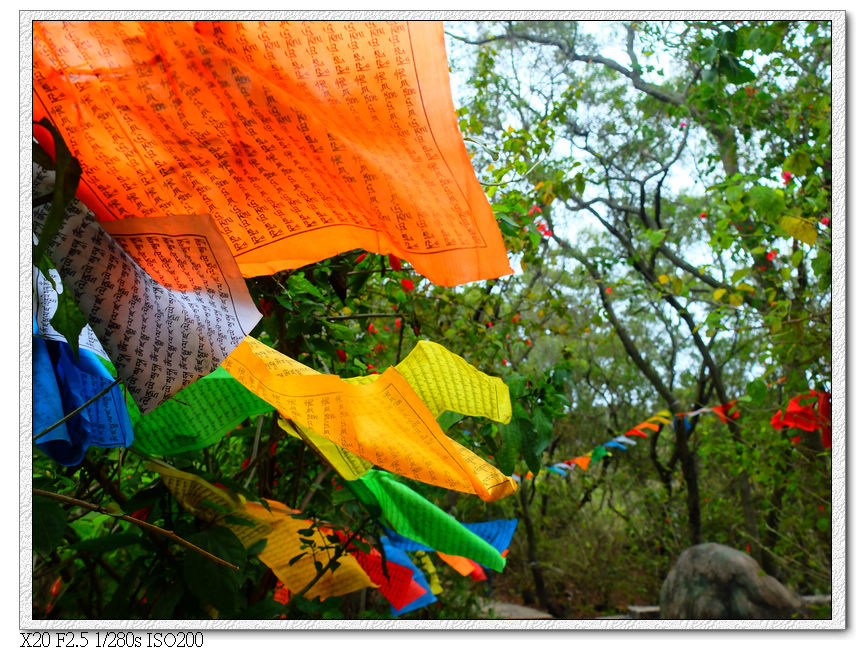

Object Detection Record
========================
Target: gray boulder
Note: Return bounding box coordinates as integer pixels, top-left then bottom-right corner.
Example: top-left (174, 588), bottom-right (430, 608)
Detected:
top-left (659, 543), bottom-right (802, 619)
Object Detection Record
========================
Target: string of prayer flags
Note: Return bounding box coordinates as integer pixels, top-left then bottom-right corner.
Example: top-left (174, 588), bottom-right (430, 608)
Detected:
top-left (33, 326), bottom-right (134, 466)
top-left (221, 336), bottom-right (516, 501)
top-left (711, 400), bottom-right (741, 423)
top-left (379, 537), bottom-right (438, 616)
top-left (33, 20), bottom-right (513, 287)
top-left (358, 470), bottom-right (507, 571)
top-left (590, 445), bottom-right (612, 463)
top-left (32, 166), bottom-right (261, 414)
top-left (676, 401), bottom-right (740, 423)
top-left (242, 500), bottom-right (377, 602)
top-left (130, 368), bottom-right (273, 456)
top-left (512, 411), bottom-right (675, 480)
top-left (278, 418), bottom-right (373, 482)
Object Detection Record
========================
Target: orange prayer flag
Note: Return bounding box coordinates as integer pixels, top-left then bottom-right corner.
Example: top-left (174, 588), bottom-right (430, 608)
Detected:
top-left (571, 456), bottom-right (591, 470)
top-left (436, 552), bottom-right (476, 576)
top-left (32, 20), bottom-right (512, 287)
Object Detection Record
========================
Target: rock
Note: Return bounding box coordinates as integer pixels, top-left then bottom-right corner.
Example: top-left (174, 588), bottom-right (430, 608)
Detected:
top-left (659, 543), bottom-right (802, 619)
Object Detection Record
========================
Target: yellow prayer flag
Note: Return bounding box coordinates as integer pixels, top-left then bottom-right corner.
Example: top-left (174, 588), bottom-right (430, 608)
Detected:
top-left (278, 418), bottom-right (373, 481)
top-left (417, 552), bottom-right (443, 595)
top-left (148, 462), bottom-right (272, 547)
top-left (244, 500), bottom-right (376, 601)
top-left (221, 337), bottom-right (516, 501)
top-left (346, 340), bottom-right (511, 424)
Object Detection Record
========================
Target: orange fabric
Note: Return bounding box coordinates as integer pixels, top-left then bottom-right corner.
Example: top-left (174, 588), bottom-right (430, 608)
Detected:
top-left (435, 552), bottom-right (475, 576)
top-left (32, 20), bottom-right (512, 287)
top-left (570, 456), bottom-right (591, 471)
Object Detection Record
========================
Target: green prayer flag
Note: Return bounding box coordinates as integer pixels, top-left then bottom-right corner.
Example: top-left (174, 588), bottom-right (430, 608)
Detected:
top-left (130, 367), bottom-right (273, 455)
top-left (359, 470), bottom-right (506, 572)
top-left (590, 445), bottom-right (612, 464)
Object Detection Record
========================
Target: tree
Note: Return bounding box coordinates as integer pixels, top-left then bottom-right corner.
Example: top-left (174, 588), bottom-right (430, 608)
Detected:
top-left (446, 18), bottom-right (831, 593)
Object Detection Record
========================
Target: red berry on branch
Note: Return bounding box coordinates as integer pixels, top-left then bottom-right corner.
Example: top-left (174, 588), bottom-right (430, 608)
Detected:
top-left (400, 279), bottom-right (414, 292)
top-left (336, 349), bottom-right (347, 363)
top-left (821, 217), bottom-right (830, 226)
top-left (355, 252), bottom-right (367, 263)
top-left (388, 254), bottom-right (402, 271)
top-left (605, 287), bottom-right (613, 294)
top-left (699, 212), bottom-right (706, 219)
top-left (258, 297), bottom-right (274, 317)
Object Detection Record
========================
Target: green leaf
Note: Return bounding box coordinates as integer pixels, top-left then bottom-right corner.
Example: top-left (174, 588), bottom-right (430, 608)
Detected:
top-left (288, 552), bottom-right (307, 566)
top-left (791, 249), bottom-right (804, 268)
top-left (182, 526), bottom-right (246, 615)
top-left (33, 495), bottom-right (68, 555)
top-left (504, 374), bottom-right (528, 400)
top-left (33, 118), bottom-right (82, 269)
top-left (71, 532), bottom-right (142, 555)
top-left (783, 150), bottom-right (811, 176)
top-left (530, 409), bottom-right (554, 455)
top-left (647, 229), bottom-right (667, 248)
top-left (749, 185), bottom-right (785, 220)
top-left (287, 274), bottom-right (324, 300)
top-left (518, 418), bottom-right (541, 474)
top-left (436, 410), bottom-right (464, 432)
top-left (104, 556), bottom-right (147, 619)
top-left (223, 514), bottom-right (256, 527)
top-left (246, 538), bottom-right (268, 556)
top-left (49, 282), bottom-right (88, 360)
top-left (745, 379), bottom-right (768, 406)
top-left (493, 422), bottom-right (518, 476)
